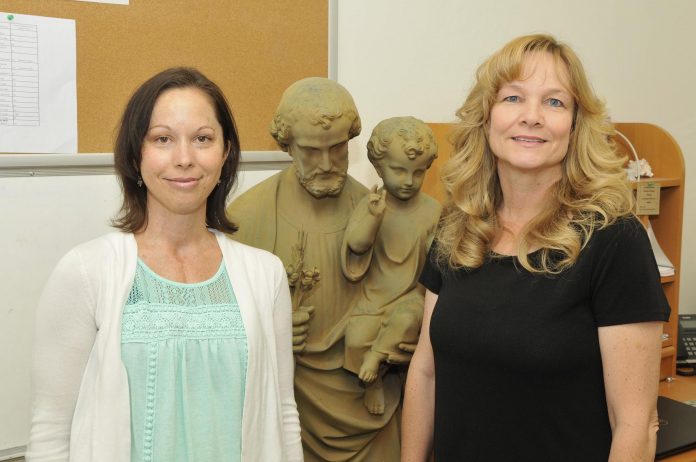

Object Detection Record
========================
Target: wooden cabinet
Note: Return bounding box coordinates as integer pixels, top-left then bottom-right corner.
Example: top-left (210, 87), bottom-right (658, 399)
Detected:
top-left (424, 122), bottom-right (685, 380)
top-left (422, 124), bottom-right (455, 205)
top-left (613, 122), bottom-right (685, 380)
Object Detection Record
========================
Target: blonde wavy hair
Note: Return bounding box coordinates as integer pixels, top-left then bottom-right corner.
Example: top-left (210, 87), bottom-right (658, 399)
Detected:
top-left (436, 34), bottom-right (634, 274)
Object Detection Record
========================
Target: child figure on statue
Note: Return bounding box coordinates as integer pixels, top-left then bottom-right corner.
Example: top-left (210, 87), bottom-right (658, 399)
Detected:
top-left (341, 116), bottom-right (441, 415)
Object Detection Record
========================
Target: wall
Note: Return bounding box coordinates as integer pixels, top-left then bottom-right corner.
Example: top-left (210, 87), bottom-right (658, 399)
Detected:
top-left (338, 0), bottom-right (696, 314)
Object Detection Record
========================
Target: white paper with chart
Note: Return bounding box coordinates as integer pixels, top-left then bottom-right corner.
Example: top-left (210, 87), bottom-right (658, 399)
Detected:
top-left (0, 12), bottom-right (77, 153)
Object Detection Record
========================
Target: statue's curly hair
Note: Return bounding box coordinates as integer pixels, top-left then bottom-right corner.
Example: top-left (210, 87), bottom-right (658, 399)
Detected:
top-left (270, 77), bottom-right (361, 151)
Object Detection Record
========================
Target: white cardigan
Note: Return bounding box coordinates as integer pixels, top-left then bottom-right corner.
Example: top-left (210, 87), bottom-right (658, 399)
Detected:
top-left (26, 231), bottom-right (302, 462)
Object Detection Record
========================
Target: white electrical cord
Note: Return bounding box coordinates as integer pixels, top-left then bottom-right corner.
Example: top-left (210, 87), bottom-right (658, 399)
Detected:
top-left (615, 129), bottom-right (640, 162)
top-left (616, 129), bottom-right (653, 181)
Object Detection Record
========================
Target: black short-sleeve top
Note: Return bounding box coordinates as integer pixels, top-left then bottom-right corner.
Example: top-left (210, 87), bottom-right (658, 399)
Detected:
top-left (419, 216), bottom-right (670, 461)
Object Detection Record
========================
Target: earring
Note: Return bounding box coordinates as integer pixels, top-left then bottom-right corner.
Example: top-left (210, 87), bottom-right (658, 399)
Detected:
top-left (137, 176), bottom-right (143, 188)
top-left (217, 179), bottom-right (222, 185)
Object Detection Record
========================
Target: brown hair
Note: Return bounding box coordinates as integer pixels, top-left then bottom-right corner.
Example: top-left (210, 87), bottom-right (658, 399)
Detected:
top-left (112, 67), bottom-right (241, 233)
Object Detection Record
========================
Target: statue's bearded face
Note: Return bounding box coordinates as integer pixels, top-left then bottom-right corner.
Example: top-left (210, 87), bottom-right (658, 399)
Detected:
top-left (288, 116), bottom-right (351, 198)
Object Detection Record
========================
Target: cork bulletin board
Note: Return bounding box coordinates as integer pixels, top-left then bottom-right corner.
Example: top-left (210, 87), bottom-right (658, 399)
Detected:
top-left (0, 1), bottom-right (328, 451)
top-left (1, 0), bottom-right (329, 152)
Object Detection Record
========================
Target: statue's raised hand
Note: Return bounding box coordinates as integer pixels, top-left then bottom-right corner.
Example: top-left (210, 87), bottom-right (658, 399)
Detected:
top-left (367, 185), bottom-right (387, 217)
top-left (292, 305), bottom-right (315, 354)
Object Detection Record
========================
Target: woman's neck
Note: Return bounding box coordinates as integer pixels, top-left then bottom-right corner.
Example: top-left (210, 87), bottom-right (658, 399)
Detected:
top-left (496, 167), bottom-right (559, 230)
top-left (493, 169), bottom-right (558, 255)
top-left (134, 209), bottom-right (221, 284)
top-left (135, 207), bottom-right (212, 254)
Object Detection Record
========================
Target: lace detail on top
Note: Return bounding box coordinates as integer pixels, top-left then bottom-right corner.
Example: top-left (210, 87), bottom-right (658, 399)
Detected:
top-left (121, 258), bottom-right (247, 462)
top-left (141, 342), bottom-right (158, 462)
top-left (122, 259), bottom-right (245, 343)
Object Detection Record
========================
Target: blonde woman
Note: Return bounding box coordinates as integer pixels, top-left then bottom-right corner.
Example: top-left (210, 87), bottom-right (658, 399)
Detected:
top-left (402, 35), bottom-right (669, 461)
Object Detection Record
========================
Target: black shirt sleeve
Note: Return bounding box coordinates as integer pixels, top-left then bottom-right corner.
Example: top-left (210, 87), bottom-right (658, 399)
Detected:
top-left (419, 241), bottom-right (443, 294)
top-left (589, 217), bottom-right (671, 326)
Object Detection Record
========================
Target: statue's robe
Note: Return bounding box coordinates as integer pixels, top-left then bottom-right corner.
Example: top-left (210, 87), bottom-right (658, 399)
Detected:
top-left (227, 166), bottom-right (402, 461)
top-left (341, 193), bottom-right (441, 374)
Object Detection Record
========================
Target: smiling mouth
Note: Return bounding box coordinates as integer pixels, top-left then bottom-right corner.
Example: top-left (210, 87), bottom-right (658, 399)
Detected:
top-left (512, 136), bottom-right (546, 143)
top-left (167, 177), bottom-right (200, 184)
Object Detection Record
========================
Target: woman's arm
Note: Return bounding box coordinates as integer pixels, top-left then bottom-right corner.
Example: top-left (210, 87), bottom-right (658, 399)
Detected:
top-left (401, 289), bottom-right (438, 462)
top-left (26, 250), bottom-right (97, 461)
top-left (599, 321), bottom-right (663, 462)
top-left (272, 261), bottom-right (303, 461)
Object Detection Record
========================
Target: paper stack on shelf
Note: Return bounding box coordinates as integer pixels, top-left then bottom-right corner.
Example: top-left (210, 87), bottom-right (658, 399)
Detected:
top-left (646, 220), bottom-right (675, 277)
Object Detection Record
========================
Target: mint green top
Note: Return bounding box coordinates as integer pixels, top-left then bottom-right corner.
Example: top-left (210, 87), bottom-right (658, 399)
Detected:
top-left (121, 259), bottom-right (248, 462)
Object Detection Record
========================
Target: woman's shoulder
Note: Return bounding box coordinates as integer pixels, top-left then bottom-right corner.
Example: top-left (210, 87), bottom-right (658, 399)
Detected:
top-left (48, 231), bottom-right (135, 286)
top-left (592, 215), bottom-right (645, 243)
top-left (215, 231), bottom-right (283, 266)
top-left (582, 215), bottom-right (649, 260)
top-left (215, 232), bottom-right (288, 292)
top-left (61, 231), bottom-right (134, 263)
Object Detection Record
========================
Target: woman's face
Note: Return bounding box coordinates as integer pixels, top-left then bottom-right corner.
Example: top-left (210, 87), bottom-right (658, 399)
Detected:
top-left (139, 87), bottom-right (227, 222)
top-left (488, 52), bottom-right (575, 182)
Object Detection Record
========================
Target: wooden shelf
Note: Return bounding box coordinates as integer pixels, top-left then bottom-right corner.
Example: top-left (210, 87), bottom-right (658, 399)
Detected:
top-left (630, 177), bottom-right (681, 189)
top-left (615, 122), bottom-right (685, 381)
top-left (661, 275), bottom-right (676, 284)
top-left (662, 346), bottom-right (677, 359)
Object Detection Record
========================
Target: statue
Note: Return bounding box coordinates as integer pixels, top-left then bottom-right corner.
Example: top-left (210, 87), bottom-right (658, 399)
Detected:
top-left (226, 78), bottom-right (406, 461)
top-left (341, 116), bottom-right (441, 415)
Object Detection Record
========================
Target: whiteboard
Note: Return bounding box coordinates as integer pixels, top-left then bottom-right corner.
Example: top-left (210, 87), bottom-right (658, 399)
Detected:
top-left (0, 155), bottom-right (288, 452)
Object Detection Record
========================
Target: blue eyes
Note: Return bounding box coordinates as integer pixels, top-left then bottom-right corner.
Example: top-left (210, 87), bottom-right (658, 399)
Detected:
top-left (501, 95), bottom-right (566, 108)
